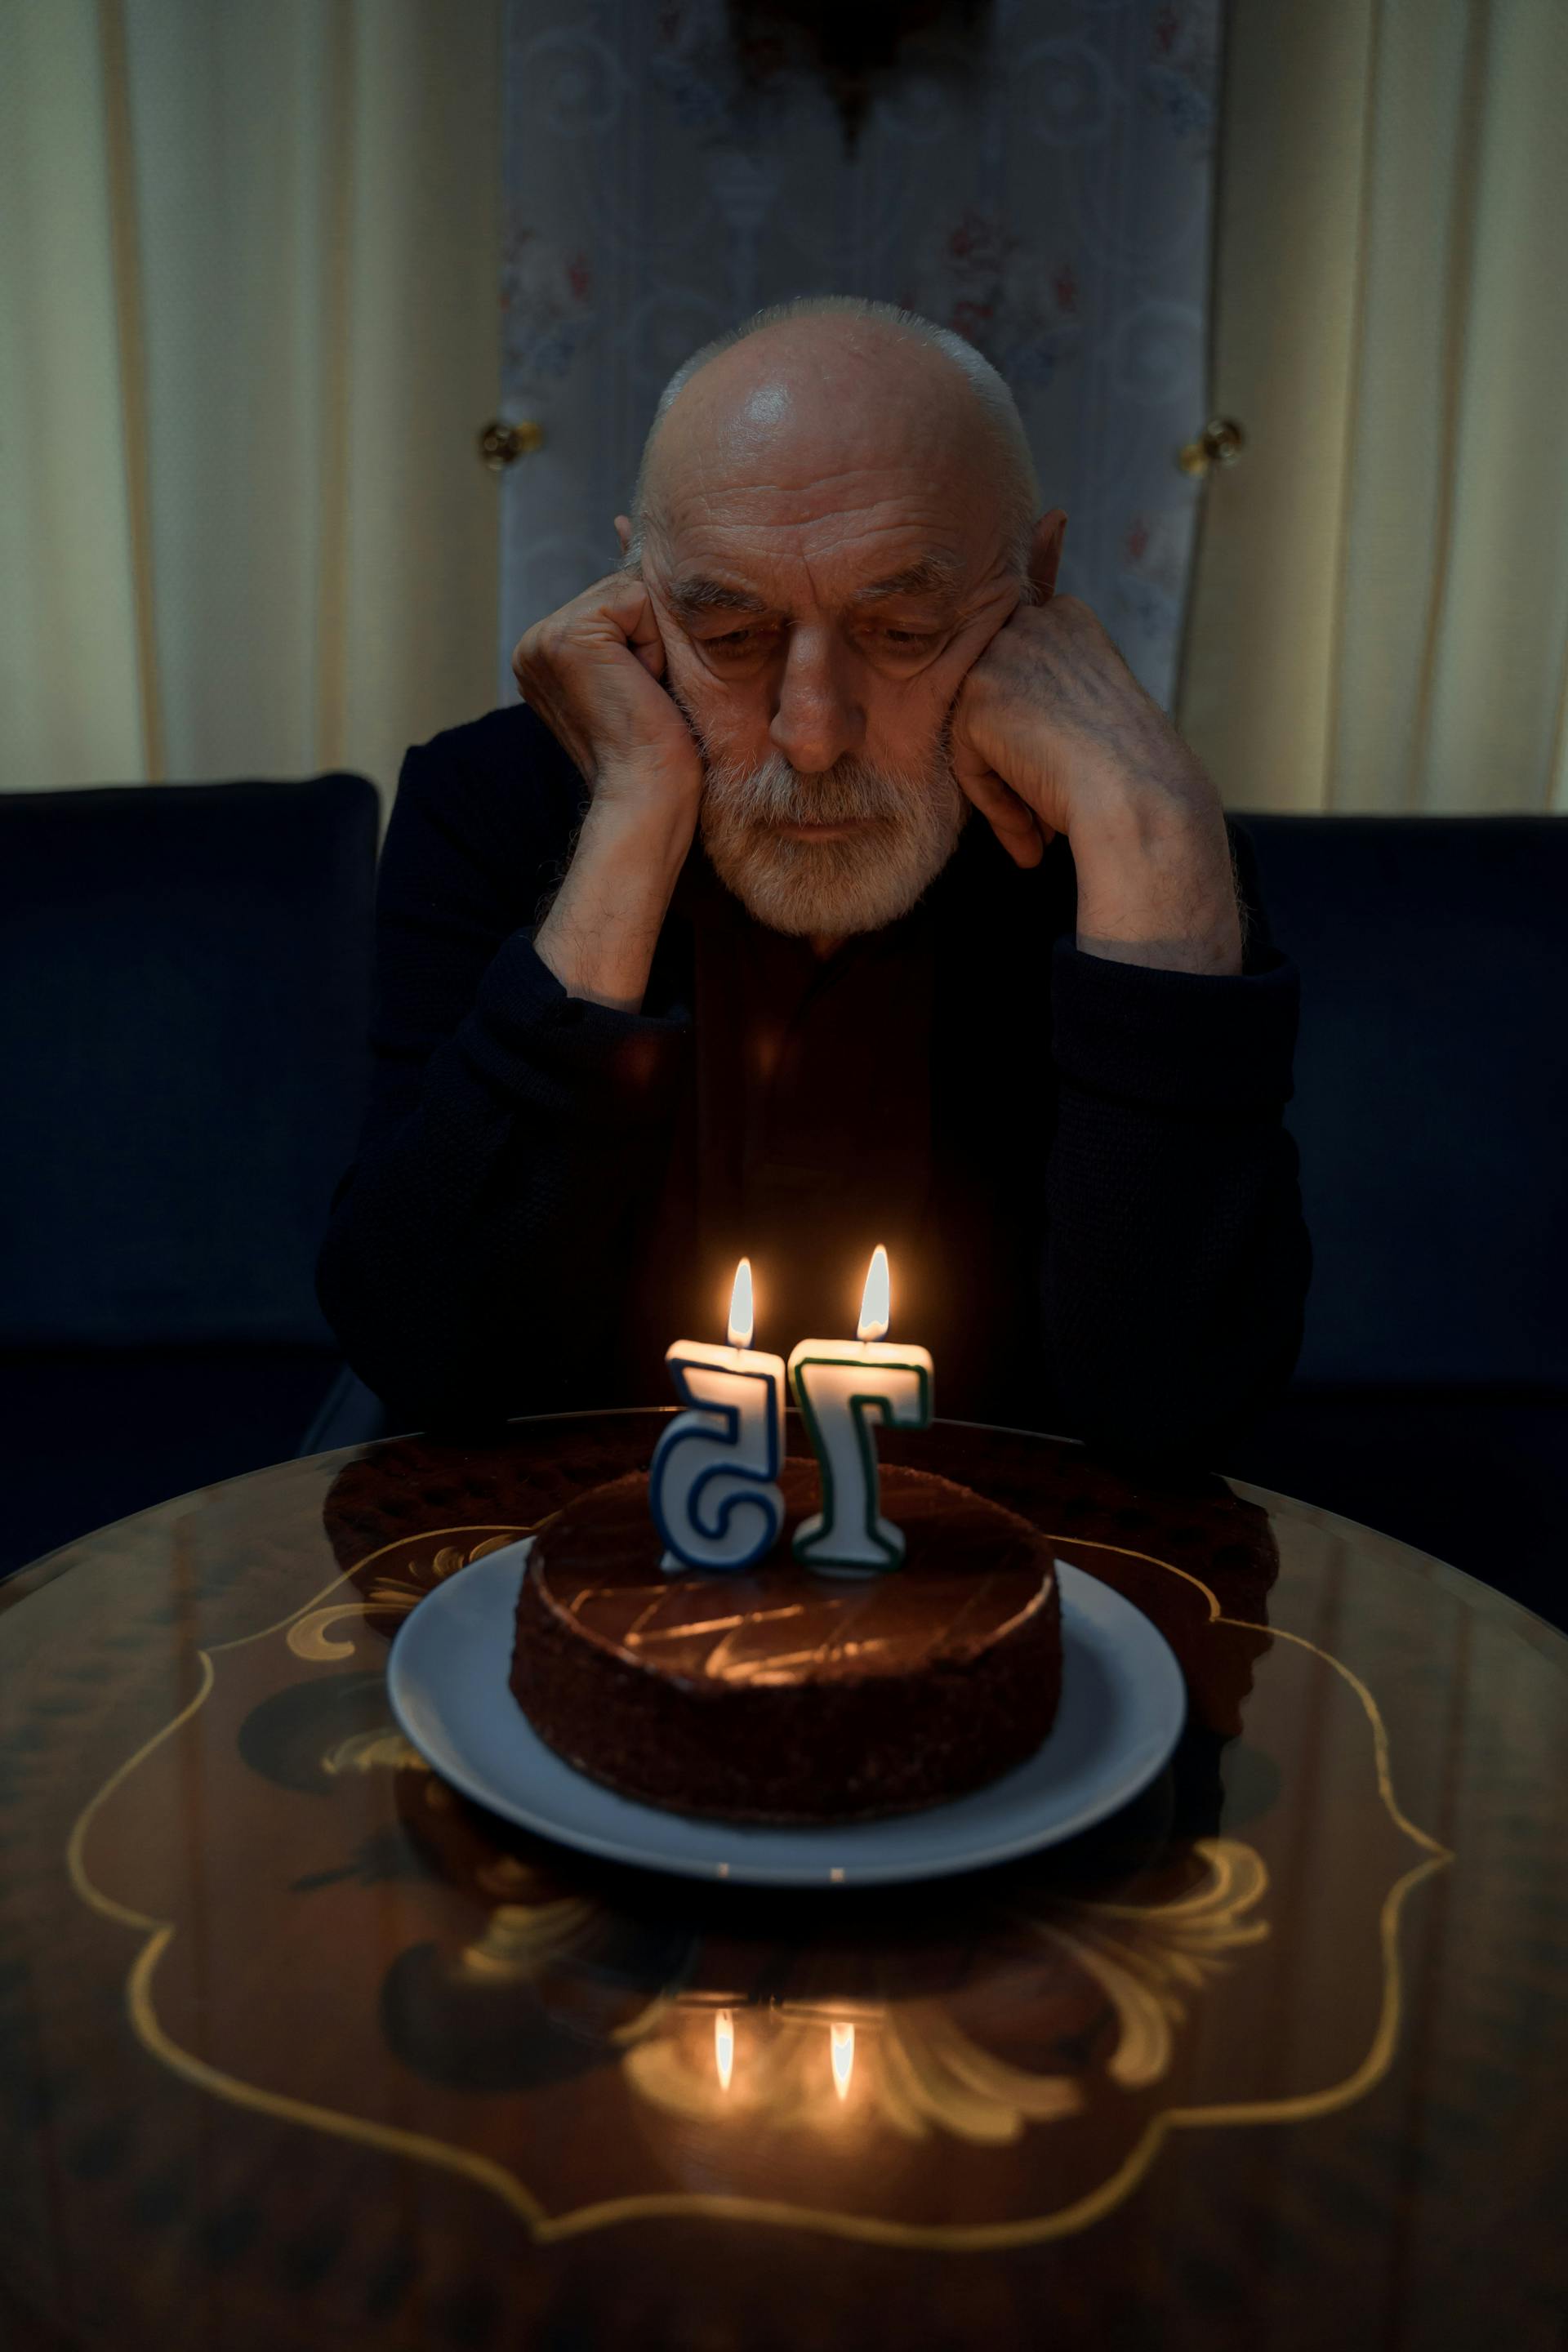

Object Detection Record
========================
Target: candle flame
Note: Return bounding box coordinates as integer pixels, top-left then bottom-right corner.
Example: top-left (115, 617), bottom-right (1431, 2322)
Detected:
top-left (856, 1245), bottom-right (890, 1343)
top-left (715, 2008), bottom-right (734, 2092)
top-left (830, 2020), bottom-right (855, 2100)
top-left (727, 1258), bottom-right (755, 1350)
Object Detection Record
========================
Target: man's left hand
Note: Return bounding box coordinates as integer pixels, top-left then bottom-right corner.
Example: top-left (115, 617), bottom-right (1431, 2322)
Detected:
top-left (947, 519), bottom-right (1244, 976)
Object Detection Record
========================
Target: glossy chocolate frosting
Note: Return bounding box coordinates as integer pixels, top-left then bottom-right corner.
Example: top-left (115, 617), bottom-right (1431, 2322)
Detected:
top-left (510, 1458), bottom-right (1064, 1824)
top-left (532, 1459), bottom-right (1052, 1686)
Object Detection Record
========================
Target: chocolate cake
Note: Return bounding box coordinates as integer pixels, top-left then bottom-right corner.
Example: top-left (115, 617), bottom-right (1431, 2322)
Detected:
top-left (509, 1457), bottom-right (1063, 1824)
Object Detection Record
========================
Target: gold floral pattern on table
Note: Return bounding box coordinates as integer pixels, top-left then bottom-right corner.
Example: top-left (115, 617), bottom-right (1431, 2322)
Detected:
top-left (65, 1521), bottom-right (1453, 2251)
top-left (287, 1531), bottom-right (532, 1662)
top-left (617, 1837), bottom-right (1269, 2140)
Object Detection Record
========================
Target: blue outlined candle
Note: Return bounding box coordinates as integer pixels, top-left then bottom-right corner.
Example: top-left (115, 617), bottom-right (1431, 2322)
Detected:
top-left (786, 1245), bottom-right (933, 1575)
top-left (649, 1258), bottom-right (786, 1573)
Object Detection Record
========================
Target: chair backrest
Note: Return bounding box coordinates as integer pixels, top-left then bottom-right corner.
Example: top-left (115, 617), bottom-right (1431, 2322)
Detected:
top-left (1236, 812), bottom-right (1568, 1388)
top-left (0, 774), bottom-right (379, 1347)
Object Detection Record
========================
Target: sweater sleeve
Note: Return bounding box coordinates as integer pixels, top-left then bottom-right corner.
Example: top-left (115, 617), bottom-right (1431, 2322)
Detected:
top-left (314, 724), bottom-right (692, 1428)
top-left (1039, 817), bottom-right (1312, 1467)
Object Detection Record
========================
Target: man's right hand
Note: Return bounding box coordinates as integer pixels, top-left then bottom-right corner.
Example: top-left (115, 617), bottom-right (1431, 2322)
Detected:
top-left (512, 567), bottom-right (705, 1014)
top-left (510, 566), bottom-right (703, 821)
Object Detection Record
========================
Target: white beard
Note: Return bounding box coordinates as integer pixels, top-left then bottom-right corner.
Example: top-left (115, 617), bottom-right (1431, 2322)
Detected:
top-left (695, 733), bottom-right (969, 938)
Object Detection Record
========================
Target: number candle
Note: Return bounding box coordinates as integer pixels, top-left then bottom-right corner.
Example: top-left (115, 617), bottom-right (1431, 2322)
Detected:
top-left (786, 1245), bottom-right (933, 1575)
top-left (649, 1258), bottom-right (786, 1573)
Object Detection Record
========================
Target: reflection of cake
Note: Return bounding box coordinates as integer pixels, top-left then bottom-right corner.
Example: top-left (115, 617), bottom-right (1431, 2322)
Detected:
top-left (509, 1458), bottom-right (1063, 1824)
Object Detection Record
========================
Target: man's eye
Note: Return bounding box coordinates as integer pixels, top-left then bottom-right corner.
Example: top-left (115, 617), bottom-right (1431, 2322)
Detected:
top-left (877, 630), bottom-right (936, 650)
top-left (706, 629), bottom-right (765, 653)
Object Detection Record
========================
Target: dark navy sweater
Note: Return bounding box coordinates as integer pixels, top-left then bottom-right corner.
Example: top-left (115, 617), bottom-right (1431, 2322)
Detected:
top-left (316, 700), bottom-right (1310, 1464)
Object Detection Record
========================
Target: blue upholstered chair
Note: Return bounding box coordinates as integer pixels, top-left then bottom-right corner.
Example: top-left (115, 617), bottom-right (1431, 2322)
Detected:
top-left (0, 773), bottom-right (379, 1577)
top-left (1223, 813), bottom-right (1566, 1624)
top-left (297, 1358), bottom-right (398, 1454)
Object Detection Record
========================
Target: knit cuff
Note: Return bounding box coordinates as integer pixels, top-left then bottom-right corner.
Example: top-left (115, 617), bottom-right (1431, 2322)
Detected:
top-left (461, 927), bottom-right (691, 1119)
top-left (1050, 934), bottom-right (1299, 1113)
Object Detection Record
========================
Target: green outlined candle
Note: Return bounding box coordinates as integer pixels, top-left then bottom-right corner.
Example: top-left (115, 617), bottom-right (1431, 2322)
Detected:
top-left (786, 1245), bottom-right (933, 1576)
top-left (649, 1258), bottom-right (786, 1573)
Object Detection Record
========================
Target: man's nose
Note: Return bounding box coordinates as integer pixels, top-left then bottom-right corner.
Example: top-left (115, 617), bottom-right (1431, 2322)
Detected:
top-left (768, 626), bottom-right (864, 775)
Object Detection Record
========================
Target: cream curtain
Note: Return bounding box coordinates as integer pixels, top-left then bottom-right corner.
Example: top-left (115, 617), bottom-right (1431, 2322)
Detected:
top-left (0, 0), bottom-right (501, 817)
top-left (1180, 0), bottom-right (1568, 814)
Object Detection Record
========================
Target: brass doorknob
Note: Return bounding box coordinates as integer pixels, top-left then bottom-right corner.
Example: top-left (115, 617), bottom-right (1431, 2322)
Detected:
top-left (479, 418), bottom-right (546, 472)
top-left (1177, 416), bottom-right (1246, 478)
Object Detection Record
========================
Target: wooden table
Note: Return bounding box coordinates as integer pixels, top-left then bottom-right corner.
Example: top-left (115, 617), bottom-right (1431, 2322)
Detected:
top-left (1, 1412), bottom-right (1563, 2352)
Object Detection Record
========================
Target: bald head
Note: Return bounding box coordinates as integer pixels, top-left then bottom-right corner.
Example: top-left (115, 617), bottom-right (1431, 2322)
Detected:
top-left (613, 301), bottom-right (1054, 946)
top-left (627, 298), bottom-right (1040, 589)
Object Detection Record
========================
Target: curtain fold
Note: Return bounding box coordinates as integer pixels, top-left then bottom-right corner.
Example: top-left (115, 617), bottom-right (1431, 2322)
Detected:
top-left (0, 2), bottom-right (146, 791)
top-left (0, 0), bottom-right (502, 815)
top-left (1180, 0), bottom-right (1568, 815)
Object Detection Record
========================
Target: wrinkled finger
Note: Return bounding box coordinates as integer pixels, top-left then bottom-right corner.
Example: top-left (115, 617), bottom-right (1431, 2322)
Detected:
top-left (954, 760), bottom-right (1047, 869)
top-left (595, 575), bottom-right (669, 680)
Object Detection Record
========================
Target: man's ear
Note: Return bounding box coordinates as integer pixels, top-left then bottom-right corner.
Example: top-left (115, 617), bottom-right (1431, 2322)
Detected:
top-left (1027, 509), bottom-right (1067, 602)
top-left (613, 513), bottom-right (632, 558)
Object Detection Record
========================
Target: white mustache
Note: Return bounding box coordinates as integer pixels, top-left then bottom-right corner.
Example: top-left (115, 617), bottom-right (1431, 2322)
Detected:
top-left (700, 746), bottom-right (943, 831)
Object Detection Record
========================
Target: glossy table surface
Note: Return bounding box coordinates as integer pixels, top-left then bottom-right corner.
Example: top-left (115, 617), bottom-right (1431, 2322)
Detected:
top-left (0, 1411), bottom-right (1563, 2352)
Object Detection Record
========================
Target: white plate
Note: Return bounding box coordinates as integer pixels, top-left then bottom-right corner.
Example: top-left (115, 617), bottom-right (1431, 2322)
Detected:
top-left (387, 1544), bottom-right (1187, 1888)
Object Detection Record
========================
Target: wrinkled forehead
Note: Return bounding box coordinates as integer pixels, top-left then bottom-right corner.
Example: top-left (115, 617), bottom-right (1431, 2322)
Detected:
top-left (644, 341), bottom-right (1006, 570)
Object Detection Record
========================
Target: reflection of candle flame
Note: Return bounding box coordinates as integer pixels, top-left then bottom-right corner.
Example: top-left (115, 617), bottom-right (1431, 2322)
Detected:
top-left (715, 2008), bottom-right (734, 2092)
top-left (727, 1258), bottom-right (755, 1350)
top-left (857, 1245), bottom-right (889, 1343)
top-left (830, 2020), bottom-right (855, 2100)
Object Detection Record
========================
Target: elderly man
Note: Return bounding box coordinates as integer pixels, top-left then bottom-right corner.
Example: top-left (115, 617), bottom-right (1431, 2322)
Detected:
top-left (317, 296), bottom-right (1309, 1462)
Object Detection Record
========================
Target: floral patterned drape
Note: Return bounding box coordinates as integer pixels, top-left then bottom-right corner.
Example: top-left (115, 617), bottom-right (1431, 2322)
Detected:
top-left (500, 0), bottom-right (1221, 717)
